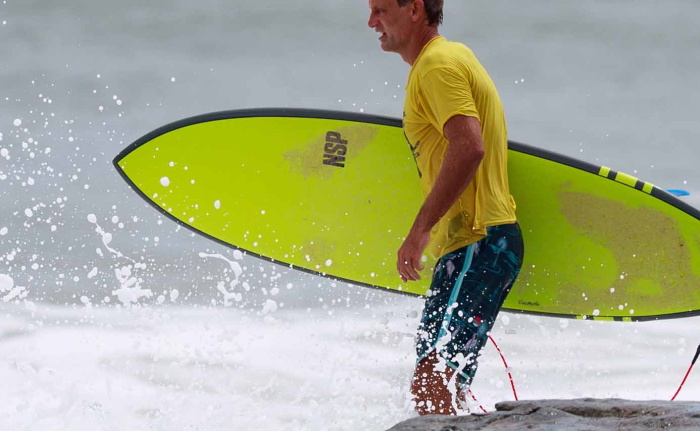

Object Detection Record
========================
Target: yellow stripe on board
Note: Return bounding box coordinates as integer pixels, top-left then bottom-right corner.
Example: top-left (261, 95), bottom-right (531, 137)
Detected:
top-left (614, 172), bottom-right (638, 188)
top-left (599, 166), bottom-right (611, 177)
top-left (643, 182), bottom-right (654, 194)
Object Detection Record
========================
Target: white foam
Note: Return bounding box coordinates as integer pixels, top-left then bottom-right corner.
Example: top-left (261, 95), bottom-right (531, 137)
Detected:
top-left (262, 299), bottom-right (278, 314)
top-left (1, 283), bottom-right (27, 302)
top-left (87, 215), bottom-right (123, 258)
top-left (199, 252), bottom-right (243, 278)
top-left (216, 281), bottom-right (242, 305)
top-left (0, 274), bottom-right (13, 292)
top-left (113, 265), bottom-right (153, 305)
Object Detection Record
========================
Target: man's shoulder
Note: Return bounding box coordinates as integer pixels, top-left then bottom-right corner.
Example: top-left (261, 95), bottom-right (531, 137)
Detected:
top-left (418, 39), bottom-right (473, 72)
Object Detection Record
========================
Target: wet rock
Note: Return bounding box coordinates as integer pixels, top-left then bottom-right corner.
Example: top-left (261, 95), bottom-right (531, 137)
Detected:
top-left (388, 398), bottom-right (700, 431)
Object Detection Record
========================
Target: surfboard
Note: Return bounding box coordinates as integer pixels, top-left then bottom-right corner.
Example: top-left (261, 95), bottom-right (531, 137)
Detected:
top-left (113, 108), bottom-right (700, 321)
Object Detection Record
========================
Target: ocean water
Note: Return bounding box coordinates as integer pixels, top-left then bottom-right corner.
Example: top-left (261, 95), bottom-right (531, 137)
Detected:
top-left (1, 0), bottom-right (699, 429)
top-left (1, 302), bottom-right (699, 430)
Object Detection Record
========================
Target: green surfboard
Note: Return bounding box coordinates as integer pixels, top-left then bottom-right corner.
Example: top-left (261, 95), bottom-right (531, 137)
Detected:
top-left (113, 109), bottom-right (700, 321)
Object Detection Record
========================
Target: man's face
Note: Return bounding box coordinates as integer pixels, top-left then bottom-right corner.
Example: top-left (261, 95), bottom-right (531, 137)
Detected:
top-left (368, 0), bottom-right (414, 53)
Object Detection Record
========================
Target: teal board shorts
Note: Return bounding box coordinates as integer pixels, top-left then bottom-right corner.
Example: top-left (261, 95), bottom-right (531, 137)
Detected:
top-left (415, 222), bottom-right (524, 389)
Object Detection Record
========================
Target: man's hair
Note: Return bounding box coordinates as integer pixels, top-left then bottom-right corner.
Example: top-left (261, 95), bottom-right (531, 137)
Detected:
top-left (397, 0), bottom-right (443, 27)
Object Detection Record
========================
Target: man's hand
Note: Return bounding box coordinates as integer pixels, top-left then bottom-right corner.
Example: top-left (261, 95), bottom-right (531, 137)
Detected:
top-left (397, 228), bottom-right (430, 282)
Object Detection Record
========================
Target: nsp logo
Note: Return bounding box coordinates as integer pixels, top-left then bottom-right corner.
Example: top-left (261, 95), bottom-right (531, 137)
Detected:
top-left (322, 131), bottom-right (347, 168)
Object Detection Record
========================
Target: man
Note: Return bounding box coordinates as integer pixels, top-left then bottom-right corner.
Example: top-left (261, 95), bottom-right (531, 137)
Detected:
top-left (368, 0), bottom-right (524, 415)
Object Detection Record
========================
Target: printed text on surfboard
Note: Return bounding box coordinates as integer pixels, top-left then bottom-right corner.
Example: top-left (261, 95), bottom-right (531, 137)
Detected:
top-left (323, 131), bottom-right (347, 167)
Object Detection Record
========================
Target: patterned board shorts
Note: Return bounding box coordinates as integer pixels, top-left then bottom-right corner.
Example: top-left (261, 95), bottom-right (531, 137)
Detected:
top-left (415, 222), bottom-right (524, 389)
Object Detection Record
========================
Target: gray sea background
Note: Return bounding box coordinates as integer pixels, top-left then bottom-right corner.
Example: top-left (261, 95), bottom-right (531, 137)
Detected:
top-left (1, 2), bottom-right (700, 430)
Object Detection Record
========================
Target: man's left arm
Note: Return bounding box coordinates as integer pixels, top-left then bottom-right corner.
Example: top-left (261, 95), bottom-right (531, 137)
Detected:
top-left (397, 114), bottom-right (484, 282)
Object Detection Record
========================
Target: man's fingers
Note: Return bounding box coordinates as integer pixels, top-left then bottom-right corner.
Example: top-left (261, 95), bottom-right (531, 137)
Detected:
top-left (397, 230), bottom-right (429, 282)
top-left (406, 257), bottom-right (422, 281)
top-left (397, 256), bottom-right (406, 279)
top-left (397, 258), bottom-right (408, 282)
top-left (416, 258), bottom-right (424, 272)
top-left (397, 256), bottom-right (409, 281)
top-left (397, 255), bottom-right (422, 282)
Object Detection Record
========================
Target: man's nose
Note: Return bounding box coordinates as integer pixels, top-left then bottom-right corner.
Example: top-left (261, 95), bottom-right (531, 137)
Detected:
top-left (368, 13), bottom-right (377, 28)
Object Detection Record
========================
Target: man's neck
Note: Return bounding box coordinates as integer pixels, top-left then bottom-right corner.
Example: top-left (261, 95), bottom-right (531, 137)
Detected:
top-left (401, 27), bottom-right (440, 66)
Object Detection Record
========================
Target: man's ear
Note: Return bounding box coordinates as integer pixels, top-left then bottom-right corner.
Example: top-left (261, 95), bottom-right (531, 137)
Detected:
top-left (410, 0), bottom-right (426, 23)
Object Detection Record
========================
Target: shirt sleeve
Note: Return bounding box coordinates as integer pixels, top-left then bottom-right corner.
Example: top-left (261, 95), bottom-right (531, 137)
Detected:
top-left (419, 65), bottom-right (480, 136)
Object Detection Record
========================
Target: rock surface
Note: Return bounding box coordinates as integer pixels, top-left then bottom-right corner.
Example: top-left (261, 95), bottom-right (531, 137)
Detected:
top-left (388, 398), bottom-right (700, 431)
